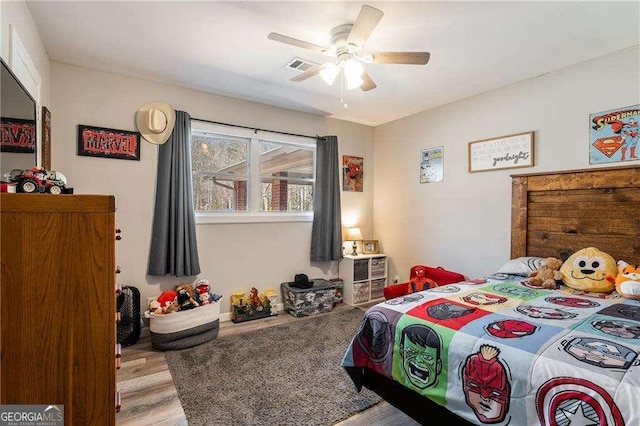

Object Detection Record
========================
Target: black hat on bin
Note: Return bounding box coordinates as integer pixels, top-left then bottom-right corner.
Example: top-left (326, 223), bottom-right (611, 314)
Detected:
top-left (289, 273), bottom-right (314, 289)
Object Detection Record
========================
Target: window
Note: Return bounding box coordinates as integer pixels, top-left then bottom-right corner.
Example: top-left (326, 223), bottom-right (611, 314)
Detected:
top-left (191, 122), bottom-right (315, 223)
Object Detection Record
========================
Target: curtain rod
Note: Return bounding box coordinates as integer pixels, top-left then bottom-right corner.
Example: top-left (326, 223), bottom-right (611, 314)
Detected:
top-left (190, 117), bottom-right (326, 141)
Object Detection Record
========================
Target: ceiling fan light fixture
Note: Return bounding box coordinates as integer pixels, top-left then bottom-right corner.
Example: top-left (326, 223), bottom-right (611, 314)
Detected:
top-left (320, 63), bottom-right (340, 85)
top-left (346, 74), bottom-right (364, 90)
top-left (343, 59), bottom-right (364, 81)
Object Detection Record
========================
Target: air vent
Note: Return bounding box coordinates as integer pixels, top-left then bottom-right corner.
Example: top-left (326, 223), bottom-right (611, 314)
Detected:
top-left (285, 57), bottom-right (318, 73)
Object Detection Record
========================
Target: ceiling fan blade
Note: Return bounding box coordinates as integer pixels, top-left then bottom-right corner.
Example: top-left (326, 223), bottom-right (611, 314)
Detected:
top-left (289, 63), bottom-right (329, 82)
top-left (347, 5), bottom-right (384, 47)
top-left (268, 32), bottom-right (329, 54)
top-left (360, 72), bottom-right (377, 92)
top-left (370, 51), bottom-right (431, 65)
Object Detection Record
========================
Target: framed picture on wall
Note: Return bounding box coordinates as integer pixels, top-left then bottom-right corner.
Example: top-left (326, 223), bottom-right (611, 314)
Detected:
top-left (343, 155), bottom-right (363, 192)
top-left (468, 131), bottom-right (534, 173)
top-left (589, 104), bottom-right (640, 164)
top-left (77, 124), bottom-right (141, 161)
top-left (420, 146), bottom-right (444, 183)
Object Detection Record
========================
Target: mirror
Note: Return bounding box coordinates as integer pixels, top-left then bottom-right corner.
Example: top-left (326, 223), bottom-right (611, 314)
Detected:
top-left (1, 57), bottom-right (37, 180)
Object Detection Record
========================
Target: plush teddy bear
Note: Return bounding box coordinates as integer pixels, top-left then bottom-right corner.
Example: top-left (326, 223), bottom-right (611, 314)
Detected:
top-left (528, 257), bottom-right (564, 289)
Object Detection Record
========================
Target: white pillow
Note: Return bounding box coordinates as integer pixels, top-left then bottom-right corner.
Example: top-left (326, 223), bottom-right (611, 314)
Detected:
top-left (496, 257), bottom-right (544, 276)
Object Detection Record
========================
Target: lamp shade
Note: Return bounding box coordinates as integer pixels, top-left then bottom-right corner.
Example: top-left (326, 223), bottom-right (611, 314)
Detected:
top-left (347, 227), bottom-right (363, 241)
top-left (320, 63), bottom-right (340, 86)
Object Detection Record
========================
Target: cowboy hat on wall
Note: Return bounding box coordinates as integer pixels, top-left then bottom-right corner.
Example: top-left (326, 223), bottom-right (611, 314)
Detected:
top-left (136, 102), bottom-right (176, 145)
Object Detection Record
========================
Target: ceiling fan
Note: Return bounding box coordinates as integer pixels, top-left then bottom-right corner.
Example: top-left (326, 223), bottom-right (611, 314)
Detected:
top-left (268, 5), bottom-right (430, 98)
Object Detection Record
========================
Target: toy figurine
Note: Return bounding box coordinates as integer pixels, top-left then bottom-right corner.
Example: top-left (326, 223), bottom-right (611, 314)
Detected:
top-left (196, 280), bottom-right (213, 305)
top-left (250, 287), bottom-right (261, 308)
top-left (263, 289), bottom-right (278, 315)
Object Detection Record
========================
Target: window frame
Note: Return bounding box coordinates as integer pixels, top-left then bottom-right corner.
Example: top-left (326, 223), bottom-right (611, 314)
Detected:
top-left (191, 121), bottom-right (316, 224)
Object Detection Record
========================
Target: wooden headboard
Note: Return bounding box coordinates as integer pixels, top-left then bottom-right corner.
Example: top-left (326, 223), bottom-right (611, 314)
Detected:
top-left (511, 165), bottom-right (640, 264)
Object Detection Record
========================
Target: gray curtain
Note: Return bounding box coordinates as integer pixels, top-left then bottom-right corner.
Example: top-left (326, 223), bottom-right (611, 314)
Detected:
top-left (147, 110), bottom-right (200, 276)
top-left (311, 136), bottom-right (343, 261)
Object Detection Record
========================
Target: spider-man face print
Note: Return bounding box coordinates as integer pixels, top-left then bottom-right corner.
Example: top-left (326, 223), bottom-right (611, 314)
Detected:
top-left (545, 297), bottom-right (600, 308)
top-left (516, 305), bottom-right (577, 320)
top-left (486, 319), bottom-right (537, 339)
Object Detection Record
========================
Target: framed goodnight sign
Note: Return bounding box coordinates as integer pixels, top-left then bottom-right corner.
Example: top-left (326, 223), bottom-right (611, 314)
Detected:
top-left (77, 124), bottom-right (141, 161)
top-left (468, 131), bottom-right (534, 173)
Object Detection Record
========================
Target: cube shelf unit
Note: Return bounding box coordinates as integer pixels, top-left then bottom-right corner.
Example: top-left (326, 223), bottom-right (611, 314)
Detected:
top-left (340, 254), bottom-right (388, 305)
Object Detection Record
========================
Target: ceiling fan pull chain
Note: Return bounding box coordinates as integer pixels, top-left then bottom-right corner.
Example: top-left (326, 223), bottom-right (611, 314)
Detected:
top-left (341, 70), bottom-right (348, 108)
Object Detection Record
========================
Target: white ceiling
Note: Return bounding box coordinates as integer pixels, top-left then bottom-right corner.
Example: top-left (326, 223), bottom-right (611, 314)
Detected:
top-left (27, 1), bottom-right (640, 127)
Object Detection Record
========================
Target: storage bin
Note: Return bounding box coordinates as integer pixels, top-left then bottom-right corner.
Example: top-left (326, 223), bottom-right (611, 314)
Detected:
top-left (281, 279), bottom-right (338, 317)
top-left (148, 302), bottom-right (220, 351)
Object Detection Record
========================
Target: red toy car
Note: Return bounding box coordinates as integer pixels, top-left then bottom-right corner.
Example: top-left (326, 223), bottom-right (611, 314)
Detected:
top-left (8, 167), bottom-right (68, 194)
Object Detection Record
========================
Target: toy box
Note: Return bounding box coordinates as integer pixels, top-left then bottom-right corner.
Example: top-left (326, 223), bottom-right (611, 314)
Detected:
top-left (149, 302), bottom-right (220, 350)
top-left (281, 279), bottom-right (340, 318)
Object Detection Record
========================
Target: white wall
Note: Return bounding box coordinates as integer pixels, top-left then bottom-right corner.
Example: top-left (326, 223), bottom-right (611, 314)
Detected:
top-left (50, 61), bottom-right (374, 316)
top-left (374, 46), bottom-right (640, 283)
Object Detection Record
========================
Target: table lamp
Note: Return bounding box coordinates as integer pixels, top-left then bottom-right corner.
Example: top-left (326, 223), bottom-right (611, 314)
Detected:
top-left (346, 227), bottom-right (363, 256)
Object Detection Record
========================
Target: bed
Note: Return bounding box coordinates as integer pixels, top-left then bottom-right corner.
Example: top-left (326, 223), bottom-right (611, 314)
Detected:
top-left (342, 165), bottom-right (640, 426)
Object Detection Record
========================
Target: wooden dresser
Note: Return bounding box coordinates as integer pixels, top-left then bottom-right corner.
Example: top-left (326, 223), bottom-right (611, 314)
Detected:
top-left (1, 194), bottom-right (117, 425)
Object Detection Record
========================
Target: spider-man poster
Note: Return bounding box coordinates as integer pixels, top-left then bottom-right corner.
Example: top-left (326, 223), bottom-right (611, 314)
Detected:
top-left (343, 155), bottom-right (363, 192)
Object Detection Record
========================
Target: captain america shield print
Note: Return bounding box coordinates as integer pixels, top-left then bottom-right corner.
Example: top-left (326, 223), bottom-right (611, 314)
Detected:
top-left (536, 377), bottom-right (624, 426)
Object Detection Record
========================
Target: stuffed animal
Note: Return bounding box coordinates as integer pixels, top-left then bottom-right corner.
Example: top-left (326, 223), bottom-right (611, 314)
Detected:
top-left (407, 266), bottom-right (437, 294)
top-left (196, 281), bottom-right (212, 305)
top-left (149, 300), bottom-right (163, 315)
top-left (528, 257), bottom-right (564, 289)
top-left (164, 300), bottom-right (180, 314)
top-left (157, 290), bottom-right (178, 313)
top-left (560, 247), bottom-right (617, 293)
top-left (612, 260), bottom-right (640, 300)
top-left (176, 284), bottom-right (199, 311)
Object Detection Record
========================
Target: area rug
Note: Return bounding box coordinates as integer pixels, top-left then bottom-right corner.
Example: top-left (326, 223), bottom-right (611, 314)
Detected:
top-left (164, 308), bottom-right (381, 426)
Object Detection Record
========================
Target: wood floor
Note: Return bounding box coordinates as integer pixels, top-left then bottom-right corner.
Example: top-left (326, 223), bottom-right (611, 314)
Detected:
top-left (116, 303), bottom-right (420, 426)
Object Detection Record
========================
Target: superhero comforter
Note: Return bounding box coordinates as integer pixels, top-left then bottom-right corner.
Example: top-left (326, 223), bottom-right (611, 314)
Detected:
top-left (341, 279), bottom-right (640, 426)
